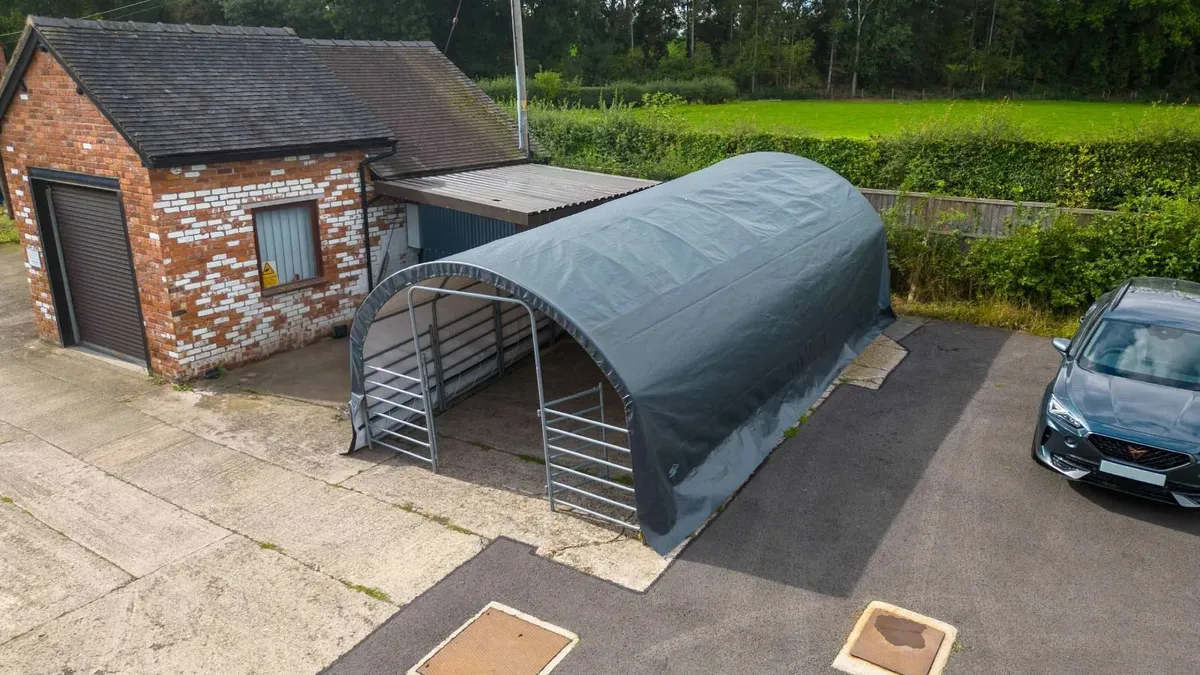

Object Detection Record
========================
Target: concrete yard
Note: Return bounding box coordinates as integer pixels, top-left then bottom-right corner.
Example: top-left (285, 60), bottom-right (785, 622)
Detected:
top-left (5, 240), bottom-right (1200, 674)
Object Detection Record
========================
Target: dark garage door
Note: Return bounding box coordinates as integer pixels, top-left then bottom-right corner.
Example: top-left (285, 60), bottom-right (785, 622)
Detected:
top-left (48, 184), bottom-right (147, 363)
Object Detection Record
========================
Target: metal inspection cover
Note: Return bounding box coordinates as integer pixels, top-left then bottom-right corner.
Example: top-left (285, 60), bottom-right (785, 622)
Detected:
top-left (410, 602), bottom-right (579, 675)
top-left (832, 601), bottom-right (958, 675)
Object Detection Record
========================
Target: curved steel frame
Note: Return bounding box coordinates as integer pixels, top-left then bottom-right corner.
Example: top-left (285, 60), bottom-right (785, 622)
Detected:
top-left (361, 280), bottom-right (639, 528)
top-left (403, 284), bottom-right (554, 503)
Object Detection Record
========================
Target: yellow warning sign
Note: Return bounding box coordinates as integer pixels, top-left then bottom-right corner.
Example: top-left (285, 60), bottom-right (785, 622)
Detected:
top-left (262, 261), bottom-right (279, 288)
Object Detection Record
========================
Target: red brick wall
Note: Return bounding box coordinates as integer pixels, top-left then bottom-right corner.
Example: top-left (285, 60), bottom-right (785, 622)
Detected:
top-left (0, 49), bottom-right (173, 372)
top-left (2, 48), bottom-right (410, 378)
top-left (149, 157), bottom-right (407, 377)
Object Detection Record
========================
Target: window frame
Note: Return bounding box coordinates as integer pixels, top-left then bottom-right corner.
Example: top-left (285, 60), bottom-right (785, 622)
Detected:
top-left (250, 199), bottom-right (324, 296)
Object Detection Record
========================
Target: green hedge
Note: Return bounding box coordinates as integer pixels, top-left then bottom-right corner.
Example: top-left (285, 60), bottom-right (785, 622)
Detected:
top-left (478, 76), bottom-right (737, 107)
top-left (886, 198), bottom-right (1200, 310)
top-left (529, 110), bottom-right (1200, 210)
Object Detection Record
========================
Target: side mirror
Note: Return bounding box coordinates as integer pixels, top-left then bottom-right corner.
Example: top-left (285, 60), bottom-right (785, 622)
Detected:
top-left (1051, 337), bottom-right (1070, 355)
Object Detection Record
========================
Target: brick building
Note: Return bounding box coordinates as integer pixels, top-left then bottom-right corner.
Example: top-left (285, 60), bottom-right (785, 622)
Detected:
top-left (0, 17), bottom-right (653, 378)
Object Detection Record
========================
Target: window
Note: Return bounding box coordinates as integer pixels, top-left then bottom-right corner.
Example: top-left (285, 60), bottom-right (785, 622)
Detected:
top-left (1078, 319), bottom-right (1200, 391)
top-left (252, 201), bottom-right (322, 293)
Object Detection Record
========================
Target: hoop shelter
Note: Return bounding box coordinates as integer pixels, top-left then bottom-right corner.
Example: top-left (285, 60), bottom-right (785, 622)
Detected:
top-left (348, 152), bottom-right (894, 554)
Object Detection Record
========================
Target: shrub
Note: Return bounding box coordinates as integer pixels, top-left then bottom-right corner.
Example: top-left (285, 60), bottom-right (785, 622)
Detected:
top-left (528, 105), bottom-right (1200, 209)
top-left (0, 211), bottom-right (18, 245)
top-left (477, 74), bottom-right (736, 107)
top-left (885, 198), bottom-right (1200, 311)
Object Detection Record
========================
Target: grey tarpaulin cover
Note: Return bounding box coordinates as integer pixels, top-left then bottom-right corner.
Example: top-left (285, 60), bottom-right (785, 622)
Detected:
top-left (348, 152), bottom-right (893, 554)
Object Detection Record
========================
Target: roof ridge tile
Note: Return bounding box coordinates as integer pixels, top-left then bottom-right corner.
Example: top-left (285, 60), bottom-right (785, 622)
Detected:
top-left (30, 16), bottom-right (296, 37)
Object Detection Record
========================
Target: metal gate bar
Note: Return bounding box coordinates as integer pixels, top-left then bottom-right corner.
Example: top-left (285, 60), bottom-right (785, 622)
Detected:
top-left (363, 281), bottom-right (639, 533)
top-left (363, 363), bottom-right (435, 467)
top-left (541, 383), bottom-right (639, 531)
top-left (399, 285), bottom-right (550, 476)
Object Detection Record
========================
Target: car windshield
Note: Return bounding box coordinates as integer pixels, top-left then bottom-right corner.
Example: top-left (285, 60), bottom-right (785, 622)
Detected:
top-left (1079, 319), bottom-right (1200, 391)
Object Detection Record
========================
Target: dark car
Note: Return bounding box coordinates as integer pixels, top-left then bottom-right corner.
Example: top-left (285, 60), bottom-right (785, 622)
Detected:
top-left (1033, 277), bottom-right (1200, 506)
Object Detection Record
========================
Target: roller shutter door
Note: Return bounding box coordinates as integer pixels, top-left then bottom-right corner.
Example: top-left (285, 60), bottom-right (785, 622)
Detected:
top-left (48, 184), bottom-right (147, 363)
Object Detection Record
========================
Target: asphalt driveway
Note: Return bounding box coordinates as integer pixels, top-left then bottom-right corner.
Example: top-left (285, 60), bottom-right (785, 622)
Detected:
top-left (329, 320), bottom-right (1200, 675)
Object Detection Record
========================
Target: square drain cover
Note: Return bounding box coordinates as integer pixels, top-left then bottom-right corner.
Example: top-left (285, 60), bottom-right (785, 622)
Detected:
top-left (410, 602), bottom-right (578, 675)
top-left (832, 601), bottom-right (957, 675)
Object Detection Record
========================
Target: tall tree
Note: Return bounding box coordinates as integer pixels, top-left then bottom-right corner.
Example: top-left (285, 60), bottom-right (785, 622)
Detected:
top-left (848, 0), bottom-right (878, 96)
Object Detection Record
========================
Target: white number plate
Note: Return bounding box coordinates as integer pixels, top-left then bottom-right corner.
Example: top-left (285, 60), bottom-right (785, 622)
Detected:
top-left (1099, 460), bottom-right (1166, 486)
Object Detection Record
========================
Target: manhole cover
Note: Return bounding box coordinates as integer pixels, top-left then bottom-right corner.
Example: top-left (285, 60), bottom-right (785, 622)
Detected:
top-left (410, 602), bottom-right (578, 675)
top-left (832, 601), bottom-right (957, 675)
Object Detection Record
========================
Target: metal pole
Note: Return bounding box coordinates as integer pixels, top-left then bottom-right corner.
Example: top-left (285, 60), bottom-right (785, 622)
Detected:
top-left (493, 300), bottom-right (506, 376)
top-left (598, 382), bottom-right (610, 479)
top-left (510, 0), bottom-right (530, 154)
top-left (524, 308), bottom-right (554, 511)
top-left (429, 313), bottom-right (446, 413)
top-left (406, 287), bottom-right (441, 472)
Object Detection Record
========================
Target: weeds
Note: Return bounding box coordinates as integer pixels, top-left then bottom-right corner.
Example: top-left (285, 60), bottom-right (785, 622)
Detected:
top-left (893, 296), bottom-right (1078, 338)
top-left (0, 213), bottom-right (17, 245)
top-left (341, 581), bottom-right (392, 604)
top-left (395, 503), bottom-right (480, 537)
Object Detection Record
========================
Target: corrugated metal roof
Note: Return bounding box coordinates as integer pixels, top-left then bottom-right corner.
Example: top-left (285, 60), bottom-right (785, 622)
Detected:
top-left (304, 39), bottom-right (527, 177)
top-left (374, 164), bottom-right (659, 227)
top-left (3, 17), bottom-right (394, 167)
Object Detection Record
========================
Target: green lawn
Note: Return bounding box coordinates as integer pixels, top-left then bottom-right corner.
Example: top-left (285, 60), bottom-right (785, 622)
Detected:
top-left (630, 99), bottom-right (1198, 140)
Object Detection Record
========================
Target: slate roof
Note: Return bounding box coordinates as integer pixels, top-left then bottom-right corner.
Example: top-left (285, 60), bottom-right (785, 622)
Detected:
top-left (304, 39), bottom-right (526, 178)
top-left (0, 17), bottom-right (395, 167)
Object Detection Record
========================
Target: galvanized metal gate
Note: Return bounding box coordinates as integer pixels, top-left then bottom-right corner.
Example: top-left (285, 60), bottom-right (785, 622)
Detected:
top-left (359, 279), bottom-right (639, 532)
top-left (360, 280), bottom-right (552, 470)
top-left (417, 204), bottom-right (516, 262)
top-left (541, 384), bottom-right (639, 531)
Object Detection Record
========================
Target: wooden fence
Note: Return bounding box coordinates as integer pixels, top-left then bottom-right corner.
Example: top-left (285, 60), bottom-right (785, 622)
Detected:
top-left (858, 188), bottom-right (1116, 237)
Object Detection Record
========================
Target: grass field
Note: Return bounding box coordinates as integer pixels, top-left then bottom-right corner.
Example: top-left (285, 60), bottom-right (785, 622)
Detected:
top-left (626, 99), bottom-right (1199, 140)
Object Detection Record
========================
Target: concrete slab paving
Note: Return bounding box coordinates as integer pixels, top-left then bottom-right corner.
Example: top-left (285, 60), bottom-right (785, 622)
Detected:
top-left (4, 339), bottom-right (158, 400)
top-left (0, 535), bottom-right (395, 675)
top-left (882, 315), bottom-right (927, 341)
top-left (344, 452), bottom-right (669, 591)
top-left (16, 396), bottom-right (159, 456)
top-left (0, 500), bottom-right (131, 644)
top-left (0, 357), bottom-right (74, 410)
top-left (79, 422), bottom-right (196, 470)
top-left (125, 386), bottom-right (392, 484)
top-left (841, 335), bottom-right (908, 390)
top-left (0, 357), bottom-right (160, 455)
top-left (0, 246), bottom-right (38, 356)
top-left (0, 420), bottom-right (20, 444)
top-left (0, 434), bottom-right (229, 577)
top-left (105, 435), bottom-right (485, 605)
top-left (213, 335), bottom-right (350, 408)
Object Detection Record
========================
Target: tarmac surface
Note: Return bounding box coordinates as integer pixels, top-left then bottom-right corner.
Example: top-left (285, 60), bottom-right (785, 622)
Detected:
top-left (328, 320), bottom-right (1200, 675)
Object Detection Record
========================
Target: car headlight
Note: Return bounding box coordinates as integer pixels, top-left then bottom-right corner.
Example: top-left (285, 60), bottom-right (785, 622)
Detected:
top-left (1048, 395), bottom-right (1084, 430)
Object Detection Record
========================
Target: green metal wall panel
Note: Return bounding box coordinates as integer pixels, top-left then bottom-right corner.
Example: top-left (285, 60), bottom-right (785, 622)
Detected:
top-left (418, 205), bottom-right (517, 261)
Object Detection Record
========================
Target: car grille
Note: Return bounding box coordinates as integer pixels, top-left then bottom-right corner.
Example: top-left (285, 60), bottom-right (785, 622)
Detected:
top-left (1087, 434), bottom-right (1192, 471)
top-left (1050, 454), bottom-right (1096, 473)
top-left (1079, 471), bottom-right (1178, 504)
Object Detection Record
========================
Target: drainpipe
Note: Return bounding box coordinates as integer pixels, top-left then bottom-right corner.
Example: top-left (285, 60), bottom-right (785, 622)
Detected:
top-left (358, 147), bottom-right (398, 292)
